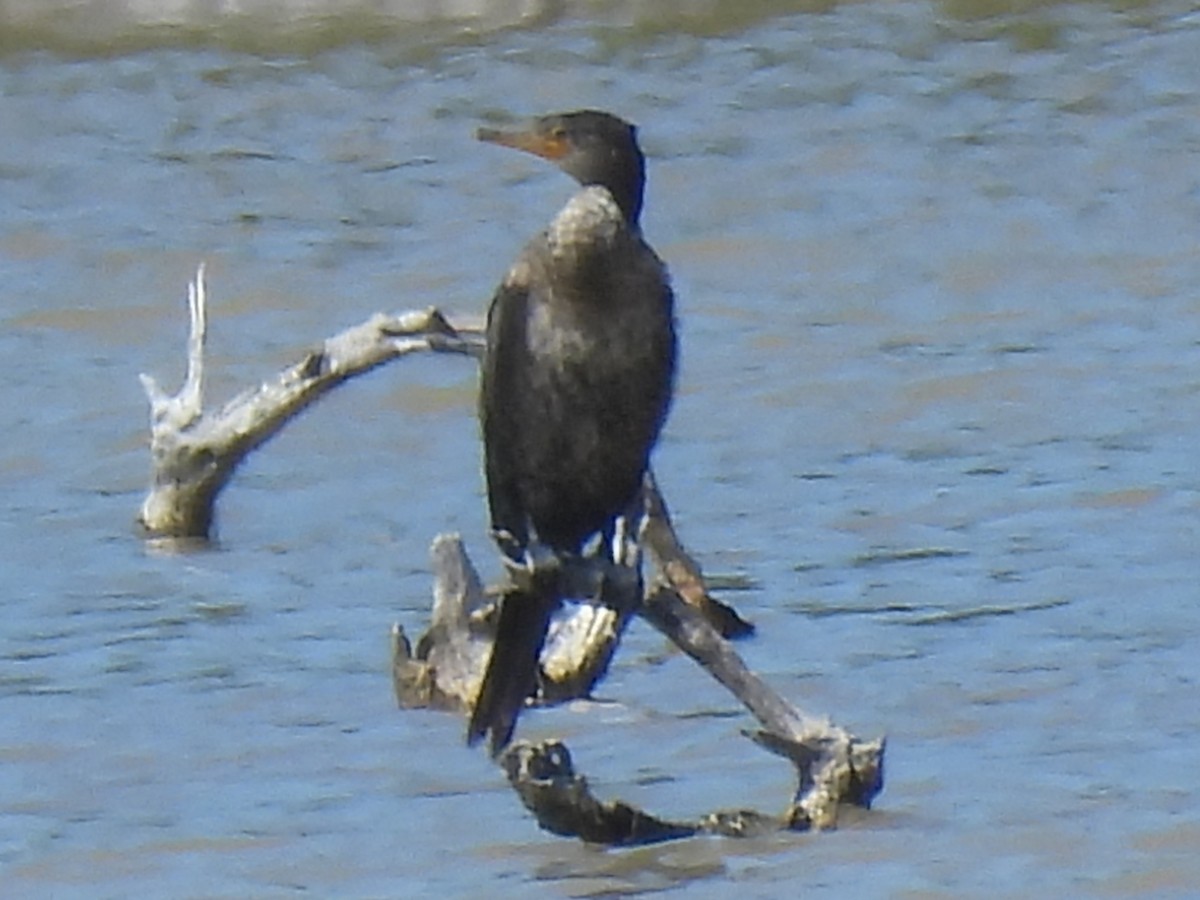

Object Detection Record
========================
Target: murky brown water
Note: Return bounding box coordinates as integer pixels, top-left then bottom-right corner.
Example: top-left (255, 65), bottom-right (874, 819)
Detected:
top-left (2, 1), bottom-right (1199, 896)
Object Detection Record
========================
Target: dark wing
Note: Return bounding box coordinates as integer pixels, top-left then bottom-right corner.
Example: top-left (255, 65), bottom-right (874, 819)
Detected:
top-left (470, 263), bottom-right (559, 754)
top-left (480, 268), bottom-right (533, 560)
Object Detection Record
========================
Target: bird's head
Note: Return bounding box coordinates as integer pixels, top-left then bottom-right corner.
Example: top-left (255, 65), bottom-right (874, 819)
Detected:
top-left (477, 110), bottom-right (645, 227)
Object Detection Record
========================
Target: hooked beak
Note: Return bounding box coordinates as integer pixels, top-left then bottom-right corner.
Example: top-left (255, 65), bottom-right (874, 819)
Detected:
top-left (476, 123), bottom-right (570, 162)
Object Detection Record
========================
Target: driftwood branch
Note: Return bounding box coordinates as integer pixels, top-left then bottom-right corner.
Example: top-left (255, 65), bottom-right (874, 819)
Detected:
top-left (396, 478), bottom-right (885, 843)
top-left (639, 584), bottom-right (884, 831)
top-left (138, 264), bottom-right (484, 540)
top-left (501, 739), bottom-right (781, 843)
top-left (141, 266), bottom-right (884, 844)
top-left (391, 534), bottom-right (644, 714)
top-left (642, 472), bottom-right (754, 639)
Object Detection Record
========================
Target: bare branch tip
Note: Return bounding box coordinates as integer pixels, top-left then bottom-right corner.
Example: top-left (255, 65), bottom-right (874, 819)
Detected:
top-left (138, 371), bottom-right (161, 400)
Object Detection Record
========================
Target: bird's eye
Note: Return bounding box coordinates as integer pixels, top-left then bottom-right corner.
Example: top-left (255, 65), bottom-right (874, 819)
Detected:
top-left (549, 126), bottom-right (567, 141)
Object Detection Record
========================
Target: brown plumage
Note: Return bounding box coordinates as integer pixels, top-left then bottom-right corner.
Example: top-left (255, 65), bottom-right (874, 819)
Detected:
top-left (467, 111), bottom-right (677, 755)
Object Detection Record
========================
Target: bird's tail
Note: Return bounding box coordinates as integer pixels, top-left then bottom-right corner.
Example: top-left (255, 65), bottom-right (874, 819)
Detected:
top-left (467, 584), bottom-right (557, 757)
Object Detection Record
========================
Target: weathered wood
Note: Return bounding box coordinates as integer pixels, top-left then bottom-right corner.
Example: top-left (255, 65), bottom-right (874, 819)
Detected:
top-left (397, 531), bottom-right (885, 840)
top-left (501, 740), bottom-right (698, 845)
top-left (641, 471), bottom-right (754, 639)
top-left (393, 534), bottom-right (643, 711)
top-left (392, 534), bottom-right (494, 712)
top-left (501, 740), bottom-right (781, 844)
top-left (138, 265), bottom-right (484, 540)
top-left (640, 584), bottom-right (884, 830)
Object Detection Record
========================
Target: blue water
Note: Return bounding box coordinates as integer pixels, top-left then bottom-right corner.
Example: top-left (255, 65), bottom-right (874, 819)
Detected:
top-left (2, 1), bottom-right (1199, 896)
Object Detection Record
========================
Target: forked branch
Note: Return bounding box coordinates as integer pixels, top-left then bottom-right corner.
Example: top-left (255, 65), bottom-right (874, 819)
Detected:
top-left (138, 264), bottom-right (484, 540)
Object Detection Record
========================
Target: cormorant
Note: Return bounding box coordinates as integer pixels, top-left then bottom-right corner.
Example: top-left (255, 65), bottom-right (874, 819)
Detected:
top-left (467, 110), bottom-right (677, 755)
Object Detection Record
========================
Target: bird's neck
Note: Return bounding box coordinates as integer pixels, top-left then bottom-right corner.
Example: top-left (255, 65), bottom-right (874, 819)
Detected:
top-left (547, 187), bottom-right (626, 270)
top-left (607, 177), bottom-right (643, 228)
top-left (582, 156), bottom-right (644, 228)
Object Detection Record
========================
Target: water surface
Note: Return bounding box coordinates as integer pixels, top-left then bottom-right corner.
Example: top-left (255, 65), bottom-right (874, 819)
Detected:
top-left (2, 1), bottom-right (1199, 896)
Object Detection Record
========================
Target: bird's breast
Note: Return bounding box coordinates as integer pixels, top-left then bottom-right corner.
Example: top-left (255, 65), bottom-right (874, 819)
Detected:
top-left (526, 300), bottom-right (592, 365)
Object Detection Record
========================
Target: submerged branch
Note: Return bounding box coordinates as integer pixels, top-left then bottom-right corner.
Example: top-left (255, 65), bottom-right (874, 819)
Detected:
top-left (501, 740), bottom-right (783, 844)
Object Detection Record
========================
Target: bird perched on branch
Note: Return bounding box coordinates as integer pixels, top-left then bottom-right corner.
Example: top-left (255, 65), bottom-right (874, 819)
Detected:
top-left (467, 110), bottom-right (677, 755)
